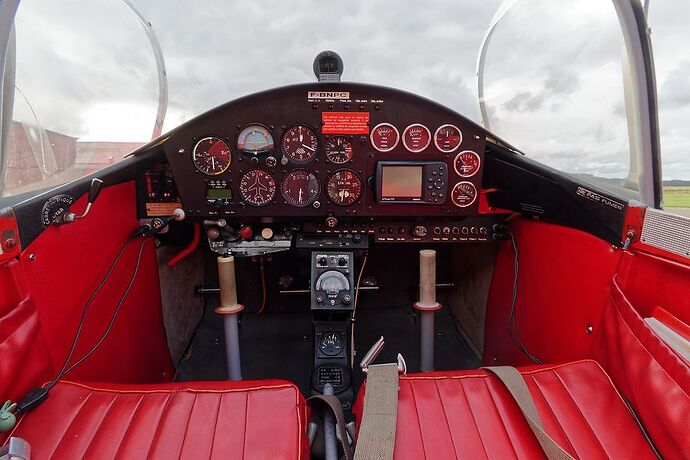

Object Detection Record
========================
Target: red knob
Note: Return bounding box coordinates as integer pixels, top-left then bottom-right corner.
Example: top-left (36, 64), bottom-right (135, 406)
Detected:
top-left (239, 225), bottom-right (253, 240)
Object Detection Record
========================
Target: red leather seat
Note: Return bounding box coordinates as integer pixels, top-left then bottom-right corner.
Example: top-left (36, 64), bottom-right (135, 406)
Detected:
top-left (6, 379), bottom-right (308, 459)
top-left (354, 360), bottom-right (656, 459)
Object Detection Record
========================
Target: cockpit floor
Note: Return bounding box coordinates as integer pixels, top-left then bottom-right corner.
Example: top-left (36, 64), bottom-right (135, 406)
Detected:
top-left (175, 304), bottom-right (479, 396)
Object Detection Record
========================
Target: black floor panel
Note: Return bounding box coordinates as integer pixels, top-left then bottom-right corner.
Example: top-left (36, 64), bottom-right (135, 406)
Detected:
top-left (176, 303), bottom-right (480, 397)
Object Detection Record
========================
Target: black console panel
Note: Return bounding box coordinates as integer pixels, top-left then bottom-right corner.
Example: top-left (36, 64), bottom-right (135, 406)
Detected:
top-left (161, 82), bottom-right (487, 221)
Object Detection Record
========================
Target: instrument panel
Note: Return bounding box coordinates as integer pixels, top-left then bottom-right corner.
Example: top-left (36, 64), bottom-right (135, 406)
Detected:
top-left (159, 83), bottom-right (487, 221)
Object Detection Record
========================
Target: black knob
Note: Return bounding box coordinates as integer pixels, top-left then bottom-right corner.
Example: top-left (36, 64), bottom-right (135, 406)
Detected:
top-left (342, 294), bottom-right (352, 304)
top-left (338, 257), bottom-right (347, 266)
top-left (318, 257), bottom-right (327, 266)
top-left (316, 296), bottom-right (324, 303)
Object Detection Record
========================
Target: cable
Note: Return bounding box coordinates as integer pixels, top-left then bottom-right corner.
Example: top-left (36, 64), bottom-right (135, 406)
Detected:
top-left (59, 237), bottom-right (148, 378)
top-left (45, 235), bottom-right (135, 390)
top-left (257, 259), bottom-right (267, 314)
top-left (350, 253), bottom-right (368, 368)
top-left (507, 232), bottom-right (542, 365)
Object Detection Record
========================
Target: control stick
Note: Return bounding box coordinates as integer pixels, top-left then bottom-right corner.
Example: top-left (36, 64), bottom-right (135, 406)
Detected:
top-left (414, 249), bottom-right (441, 372)
top-left (215, 255), bottom-right (244, 380)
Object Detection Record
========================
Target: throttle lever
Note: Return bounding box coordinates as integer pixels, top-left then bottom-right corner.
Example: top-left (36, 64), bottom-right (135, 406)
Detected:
top-left (63, 178), bottom-right (104, 223)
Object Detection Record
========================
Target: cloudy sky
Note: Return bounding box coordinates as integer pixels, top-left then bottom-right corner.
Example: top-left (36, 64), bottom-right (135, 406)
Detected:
top-left (10, 0), bottom-right (690, 180)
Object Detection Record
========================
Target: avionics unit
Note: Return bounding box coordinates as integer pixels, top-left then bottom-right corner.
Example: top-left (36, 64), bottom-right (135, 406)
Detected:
top-left (375, 161), bottom-right (448, 204)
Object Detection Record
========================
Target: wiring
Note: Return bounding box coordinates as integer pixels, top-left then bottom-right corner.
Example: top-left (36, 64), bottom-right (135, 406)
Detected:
top-left (45, 235), bottom-right (137, 390)
top-left (507, 232), bottom-right (542, 365)
top-left (350, 253), bottom-right (368, 368)
top-left (257, 258), bottom-right (267, 314)
top-left (59, 237), bottom-right (148, 378)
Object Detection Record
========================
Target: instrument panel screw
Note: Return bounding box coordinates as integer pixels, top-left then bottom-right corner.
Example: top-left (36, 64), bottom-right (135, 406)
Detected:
top-left (4, 238), bottom-right (16, 249)
top-left (28, 253), bottom-right (36, 261)
top-left (178, 148), bottom-right (185, 154)
top-left (586, 325), bottom-right (593, 334)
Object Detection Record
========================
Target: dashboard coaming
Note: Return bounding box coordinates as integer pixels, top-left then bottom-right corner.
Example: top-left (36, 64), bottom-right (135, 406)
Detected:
top-left (161, 83), bottom-right (487, 221)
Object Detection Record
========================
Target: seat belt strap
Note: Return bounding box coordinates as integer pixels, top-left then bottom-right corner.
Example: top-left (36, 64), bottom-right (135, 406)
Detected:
top-left (484, 366), bottom-right (575, 460)
top-left (306, 394), bottom-right (353, 460)
top-left (354, 363), bottom-right (399, 460)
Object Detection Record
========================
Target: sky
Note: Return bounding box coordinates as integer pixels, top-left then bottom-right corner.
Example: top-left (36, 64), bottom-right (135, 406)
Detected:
top-left (9, 0), bottom-right (690, 180)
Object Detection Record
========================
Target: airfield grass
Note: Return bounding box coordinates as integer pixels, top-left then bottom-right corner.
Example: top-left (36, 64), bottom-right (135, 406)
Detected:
top-left (664, 187), bottom-right (690, 208)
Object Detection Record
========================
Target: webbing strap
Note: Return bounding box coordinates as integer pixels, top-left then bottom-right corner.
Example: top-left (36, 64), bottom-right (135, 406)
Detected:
top-left (484, 366), bottom-right (575, 460)
top-left (354, 363), bottom-right (399, 460)
top-left (306, 394), bottom-right (353, 460)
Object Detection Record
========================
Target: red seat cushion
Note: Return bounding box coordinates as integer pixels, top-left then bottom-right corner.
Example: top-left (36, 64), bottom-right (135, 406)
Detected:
top-left (6, 379), bottom-right (308, 459)
top-left (354, 360), bottom-right (656, 459)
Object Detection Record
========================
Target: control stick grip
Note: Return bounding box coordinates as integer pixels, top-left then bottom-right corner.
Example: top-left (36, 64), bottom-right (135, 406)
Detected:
top-left (217, 256), bottom-right (243, 313)
top-left (419, 249), bottom-right (437, 307)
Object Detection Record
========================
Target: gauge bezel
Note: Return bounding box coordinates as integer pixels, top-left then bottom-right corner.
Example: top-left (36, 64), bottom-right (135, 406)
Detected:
top-left (433, 124), bottom-right (463, 153)
top-left (450, 181), bottom-right (478, 208)
top-left (192, 136), bottom-right (232, 175)
top-left (236, 123), bottom-right (275, 156)
top-left (280, 168), bottom-right (320, 207)
top-left (370, 123), bottom-right (400, 153)
top-left (402, 123), bottom-right (431, 153)
top-left (238, 169), bottom-right (277, 207)
top-left (453, 150), bottom-right (481, 178)
top-left (280, 124), bottom-right (319, 164)
top-left (325, 168), bottom-right (363, 206)
top-left (324, 136), bottom-right (354, 164)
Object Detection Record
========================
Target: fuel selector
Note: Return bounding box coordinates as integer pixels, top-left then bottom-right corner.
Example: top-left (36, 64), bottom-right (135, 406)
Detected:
top-left (311, 252), bottom-right (355, 310)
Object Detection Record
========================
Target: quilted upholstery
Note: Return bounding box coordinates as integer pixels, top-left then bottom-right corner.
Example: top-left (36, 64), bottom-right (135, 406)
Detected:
top-left (354, 360), bottom-right (657, 459)
top-left (6, 379), bottom-right (308, 460)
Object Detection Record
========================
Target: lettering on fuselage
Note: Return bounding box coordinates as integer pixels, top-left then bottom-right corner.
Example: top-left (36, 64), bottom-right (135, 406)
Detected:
top-left (308, 91), bottom-right (350, 100)
top-left (576, 186), bottom-right (625, 211)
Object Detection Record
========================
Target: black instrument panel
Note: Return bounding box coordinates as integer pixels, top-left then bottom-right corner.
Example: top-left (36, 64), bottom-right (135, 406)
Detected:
top-left (162, 83), bottom-right (487, 220)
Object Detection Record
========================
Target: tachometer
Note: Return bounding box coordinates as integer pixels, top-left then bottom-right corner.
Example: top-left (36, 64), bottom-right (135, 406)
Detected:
top-left (370, 123), bottom-right (399, 152)
top-left (402, 124), bottom-right (431, 153)
top-left (326, 169), bottom-right (362, 206)
top-left (453, 150), bottom-right (481, 178)
top-left (434, 124), bottom-right (462, 153)
top-left (193, 137), bottom-right (231, 175)
top-left (325, 136), bottom-right (353, 164)
top-left (239, 170), bottom-right (276, 206)
top-left (281, 169), bottom-right (320, 207)
top-left (451, 181), bottom-right (478, 208)
top-left (281, 125), bottom-right (318, 163)
top-left (237, 124), bottom-right (274, 156)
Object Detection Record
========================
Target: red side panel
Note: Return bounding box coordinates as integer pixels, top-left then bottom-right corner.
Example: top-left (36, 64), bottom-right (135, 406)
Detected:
top-left (19, 181), bottom-right (173, 384)
top-left (483, 218), bottom-right (621, 366)
top-left (590, 276), bottom-right (690, 456)
top-left (0, 259), bottom-right (53, 402)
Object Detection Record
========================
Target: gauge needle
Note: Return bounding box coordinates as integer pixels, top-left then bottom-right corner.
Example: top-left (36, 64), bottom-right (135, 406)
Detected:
top-left (212, 157), bottom-right (216, 169)
top-left (301, 144), bottom-right (315, 152)
top-left (299, 130), bottom-right (303, 143)
top-left (298, 188), bottom-right (303, 202)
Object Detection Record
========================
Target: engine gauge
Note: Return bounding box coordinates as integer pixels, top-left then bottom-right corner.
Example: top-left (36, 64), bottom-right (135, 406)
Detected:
top-left (453, 150), bottom-right (481, 178)
top-left (325, 136), bottom-right (353, 164)
top-left (451, 181), bottom-right (478, 208)
top-left (281, 169), bottom-right (320, 207)
top-left (193, 137), bottom-right (231, 175)
top-left (239, 169), bottom-right (276, 206)
top-left (281, 125), bottom-right (319, 163)
top-left (237, 124), bottom-right (274, 156)
top-left (326, 169), bottom-right (362, 206)
top-left (402, 124), bottom-right (431, 153)
top-left (434, 124), bottom-right (462, 153)
top-left (319, 332), bottom-right (344, 356)
top-left (370, 123), bottom-right (399, 152)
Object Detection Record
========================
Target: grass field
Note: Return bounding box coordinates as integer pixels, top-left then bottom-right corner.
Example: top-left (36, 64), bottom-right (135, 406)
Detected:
top-left (664, 187), bottom-right (690, 208)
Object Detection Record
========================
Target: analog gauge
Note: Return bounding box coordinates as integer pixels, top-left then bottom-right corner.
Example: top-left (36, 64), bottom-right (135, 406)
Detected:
top-left (325, 136), bottom-right (353, 164)
top-left (281, 169), bottom-right (320, 207)
top-left (370, 123), bottom-right (399, 152)
top-left (193, 137), bottom-right (231, 175)
top-left (281, 125), bottom-right (319, 163)
top-left (239, 170), bottom-right (276, 206)
top-left (434, 124), bottom-right (463, 153)
top-left (402, 124), bottom-right (431, 153)
top-left (453, 150), bottom-right (481, 178)
top-left (319, 332), bottom-right (344, 356)
top-left (326, 169), bottom-right (362, 206)
top-left (451, 181), bottom-right (478, 208)
top-left (237, 124), bottom-right (274, 156)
